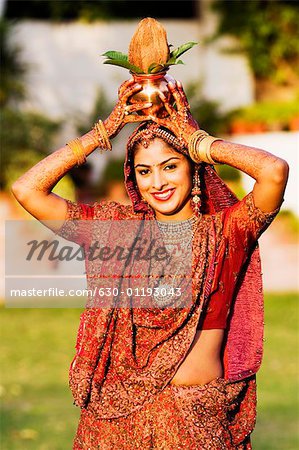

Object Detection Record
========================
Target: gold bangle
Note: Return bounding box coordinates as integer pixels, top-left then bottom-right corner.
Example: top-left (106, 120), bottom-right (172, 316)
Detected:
top-left (98, 120), bottom-right (112, 151)
top-left (93, 119), bottom-right (112, 151)
top-left (188, 130), bottom-right (209, 163)
top-left (93, 121), bottom-right (106, 149)
top-left (197, 136), bottom-right (223, 165)
top-left (66, 138), bottom-right (87, 166)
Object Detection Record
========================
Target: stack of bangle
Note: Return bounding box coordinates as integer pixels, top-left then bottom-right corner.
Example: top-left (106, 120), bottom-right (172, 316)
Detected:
top-left (188, 130), bottom-right (209, 162)
top-left (188, 130), bottom-right (223, 164)
top-left (66, 138), bottom-right (87, 166)
top-left (93, 119), bottom-right (112, 151)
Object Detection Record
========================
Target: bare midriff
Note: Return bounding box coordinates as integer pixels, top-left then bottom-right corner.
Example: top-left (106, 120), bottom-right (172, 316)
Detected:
top-left (169, 329), bottom-right (225, 386)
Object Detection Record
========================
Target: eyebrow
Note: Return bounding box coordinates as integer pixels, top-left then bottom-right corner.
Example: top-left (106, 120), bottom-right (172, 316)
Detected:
top-left (134, 157), bottom-right (181, 169)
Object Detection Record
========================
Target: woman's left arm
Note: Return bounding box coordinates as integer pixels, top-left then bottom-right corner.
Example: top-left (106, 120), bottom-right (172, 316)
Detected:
top-left (152, 81), bottom-right (289, 212)
top-left (209, 139), bottom-right (289, 212)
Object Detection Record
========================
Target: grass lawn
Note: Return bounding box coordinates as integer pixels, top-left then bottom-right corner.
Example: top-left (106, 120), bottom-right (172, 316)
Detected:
top-left (252, 293), bottom-right (299, 450)
top-left (1, 293), bottom-right (298, 449)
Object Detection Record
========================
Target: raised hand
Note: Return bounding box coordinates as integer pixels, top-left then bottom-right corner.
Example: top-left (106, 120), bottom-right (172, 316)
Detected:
top-left (150, 80), bottom-right (199, 148)
top-left (103, 79), bottom-right (152, 139)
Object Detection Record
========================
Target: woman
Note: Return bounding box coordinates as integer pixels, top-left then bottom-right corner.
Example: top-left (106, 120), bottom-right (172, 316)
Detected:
top-left (12, 78), bottom-right (288, 449)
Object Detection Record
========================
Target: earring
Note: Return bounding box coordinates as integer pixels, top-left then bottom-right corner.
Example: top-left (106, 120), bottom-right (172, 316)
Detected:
top-left (191, 165), bottom-right (201, 215)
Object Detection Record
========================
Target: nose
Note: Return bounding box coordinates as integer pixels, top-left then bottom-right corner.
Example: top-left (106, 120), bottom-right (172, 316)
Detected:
top-left (152, 169), bottom-right (167, 191)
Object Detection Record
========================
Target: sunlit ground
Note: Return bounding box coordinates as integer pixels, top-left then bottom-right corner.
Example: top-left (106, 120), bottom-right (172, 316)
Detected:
top-left (1, 293), bottom-right (298, 450)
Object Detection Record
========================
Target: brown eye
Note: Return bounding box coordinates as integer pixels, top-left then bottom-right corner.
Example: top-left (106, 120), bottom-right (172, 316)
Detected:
top-left (164, 164), bottom-right (177, 170)
top-left (138, 169), bottom-right (150, 176)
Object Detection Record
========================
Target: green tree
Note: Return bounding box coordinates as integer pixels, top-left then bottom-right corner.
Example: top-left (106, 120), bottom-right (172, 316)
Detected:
top-left (211, 1), bottom-right (299, 96)
top-left (0, 19), bottom-right (61, 191)
top-left (0, 19), bottom-right (26, 108)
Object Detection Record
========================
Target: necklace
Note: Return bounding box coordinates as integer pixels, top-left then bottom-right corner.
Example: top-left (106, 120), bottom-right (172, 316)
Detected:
top-left (152, 215), bottom-right (198, 307)
top-left (156, 214), bottom-right (198, 255)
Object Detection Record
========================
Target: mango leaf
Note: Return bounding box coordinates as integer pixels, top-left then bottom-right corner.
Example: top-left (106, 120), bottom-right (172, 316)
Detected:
top-left (164, 59), bottom-right (185, 68)
top-left (165, 55), bottom-right (177, 65)
top-left (148, 63), bottom-right (166, 74)
top-left (170, 42), bottom-right (198, 59)
top-left (103, 59), bottom-right (144, 74)
top-left (101, 51), bottom-right (128, 61)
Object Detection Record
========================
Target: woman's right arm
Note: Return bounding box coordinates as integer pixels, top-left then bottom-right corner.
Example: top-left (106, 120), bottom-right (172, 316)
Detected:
top-left (11, 130), bottom-right (98, 231)
top-left (11, 79), bottom-right (151, 232)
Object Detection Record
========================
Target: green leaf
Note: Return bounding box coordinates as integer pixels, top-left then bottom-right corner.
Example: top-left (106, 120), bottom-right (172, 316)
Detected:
top-left (149, 65), bottom-right (166, 74)
top-left (164, 60), bottom-right (185, 68)
top-left (165, 55), bottom-right (177, 65)
top-left (101, 51), bottom-right (128, 61)
top-left (148, 63), bottom-right (165, 73)
top-left (103, 59), bottom-right (144, 74)
top-left (147, 63), bottom-right (158, 72)
top-left (171, 41), bottom-right (198, 59)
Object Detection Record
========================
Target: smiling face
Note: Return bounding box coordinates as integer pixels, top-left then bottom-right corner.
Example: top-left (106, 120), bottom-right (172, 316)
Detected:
top-left (133, 138), bottom-right (194, 221)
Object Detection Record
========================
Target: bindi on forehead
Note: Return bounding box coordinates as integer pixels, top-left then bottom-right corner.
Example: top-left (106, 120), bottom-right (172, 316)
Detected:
top-left (133, 137), bottom-right (186, 169)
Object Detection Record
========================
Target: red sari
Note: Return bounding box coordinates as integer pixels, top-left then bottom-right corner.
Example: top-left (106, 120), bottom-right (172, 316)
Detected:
top-left (55, 152), bottom-right (280, 448)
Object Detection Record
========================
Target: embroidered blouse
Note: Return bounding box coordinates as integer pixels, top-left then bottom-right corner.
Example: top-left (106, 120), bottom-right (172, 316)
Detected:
top-left (198, 192), bottom-right (278, 330)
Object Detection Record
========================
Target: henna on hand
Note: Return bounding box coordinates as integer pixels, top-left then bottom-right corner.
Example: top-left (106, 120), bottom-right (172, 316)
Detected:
top-left (103, 79), bottom-right (152, 139)
top-left (149, 80), bottom-right (199, 147)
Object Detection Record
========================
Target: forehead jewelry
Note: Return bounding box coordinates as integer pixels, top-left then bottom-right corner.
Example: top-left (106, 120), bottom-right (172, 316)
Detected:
top-left (128, 124), bottom-right (187, 154)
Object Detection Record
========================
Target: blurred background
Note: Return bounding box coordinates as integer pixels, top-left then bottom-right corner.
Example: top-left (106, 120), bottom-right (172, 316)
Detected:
top-left (1, 1), bottom-right (298, 449)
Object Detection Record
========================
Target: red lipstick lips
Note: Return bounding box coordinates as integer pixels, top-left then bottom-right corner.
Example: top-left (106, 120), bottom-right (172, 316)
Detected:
top-left (151, 188), bottom-right (175, 201)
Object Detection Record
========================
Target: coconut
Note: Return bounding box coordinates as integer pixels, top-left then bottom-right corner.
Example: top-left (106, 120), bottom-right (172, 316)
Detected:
top-left (128, 18), bottom-right (169, 73)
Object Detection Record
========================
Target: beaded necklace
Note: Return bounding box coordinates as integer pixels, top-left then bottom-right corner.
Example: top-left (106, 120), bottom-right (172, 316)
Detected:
top-left (152, 215), bottom-right (199, 307)
top-left (156, 214), bottom-right (198, 255)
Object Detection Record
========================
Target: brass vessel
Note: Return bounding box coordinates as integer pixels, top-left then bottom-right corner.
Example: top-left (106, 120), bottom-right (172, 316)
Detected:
top-left (129, 71), bottom-right (175, 117)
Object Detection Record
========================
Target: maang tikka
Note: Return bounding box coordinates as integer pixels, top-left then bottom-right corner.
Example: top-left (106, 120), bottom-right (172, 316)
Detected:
top-left (191, 164), bottom-right (201, 215)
